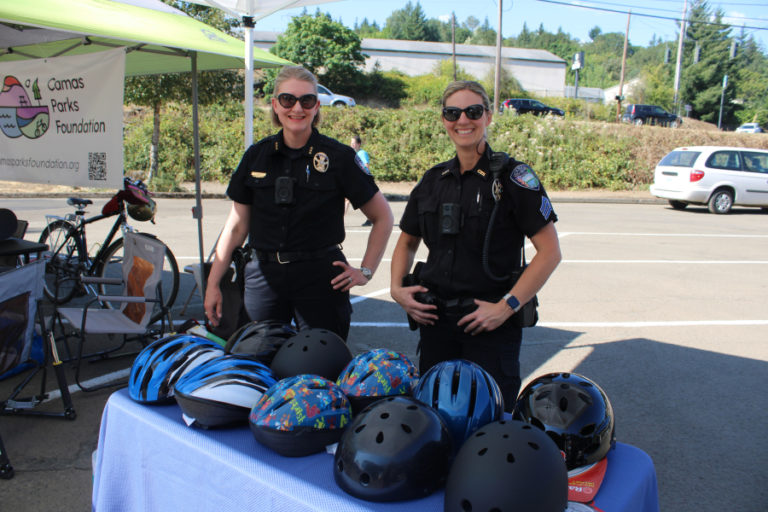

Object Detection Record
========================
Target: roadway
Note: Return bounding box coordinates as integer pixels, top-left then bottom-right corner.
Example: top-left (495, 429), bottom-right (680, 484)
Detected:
top-left (1, 195), bottom-right (766, 511)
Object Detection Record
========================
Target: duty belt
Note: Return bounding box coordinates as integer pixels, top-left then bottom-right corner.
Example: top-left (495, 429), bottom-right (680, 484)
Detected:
top-left (251, 244), bottom-right (340, 264)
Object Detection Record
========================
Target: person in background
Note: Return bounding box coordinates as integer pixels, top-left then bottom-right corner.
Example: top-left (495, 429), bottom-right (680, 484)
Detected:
top-left (349, 134), bottom-right (373, 227)
top-left (205, 66), bottom-right (393, 340)
top-left (389, 80), bottom-right (561, 409)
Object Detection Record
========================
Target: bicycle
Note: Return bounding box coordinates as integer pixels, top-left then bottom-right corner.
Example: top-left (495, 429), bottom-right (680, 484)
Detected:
top-left (37, 178), bottom-right (180, 324)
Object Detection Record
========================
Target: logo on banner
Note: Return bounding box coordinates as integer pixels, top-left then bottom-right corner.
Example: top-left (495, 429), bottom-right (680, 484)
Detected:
top-left (0, 76), bottom-right (50, 139)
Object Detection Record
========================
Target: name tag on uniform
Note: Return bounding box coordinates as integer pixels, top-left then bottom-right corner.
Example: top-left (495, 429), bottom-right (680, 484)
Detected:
top-left (250, 171), bottom-right (267, 179)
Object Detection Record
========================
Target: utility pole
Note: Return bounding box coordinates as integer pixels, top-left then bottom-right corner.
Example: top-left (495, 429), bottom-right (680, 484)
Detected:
top-left (493, 0), bottom-right (503, 115)
top-left (452, 12), bottom-right (457, 81)
top-left (673, 0), bottom-right (688, 116)
top-left (718, 74), bottom-right (727, 129)
top-left (616, 11), bottom-right (631, 122)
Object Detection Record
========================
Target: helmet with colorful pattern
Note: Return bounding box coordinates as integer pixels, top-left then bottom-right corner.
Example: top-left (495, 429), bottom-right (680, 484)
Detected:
top-left (225, 320), bottom-right (296, 365)
top-left (249, 374), bottom-right (352, 457)
top-left (269, 328), bottom-right (352, 381)
top-left (129, 334), bottom-right (225, 404)
top-left (336, 349), bottom-right (419, 413)
top-left (513, 372), bottom-right (616, 470)
top-left (414, 359), bottom-right (504, 448)
top-left (174, 354), bottom-right (278, 428)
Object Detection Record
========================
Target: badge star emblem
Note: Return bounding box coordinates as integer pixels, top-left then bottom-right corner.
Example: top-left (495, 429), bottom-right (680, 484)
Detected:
top-left (313, 152), bottom-right (330, 173)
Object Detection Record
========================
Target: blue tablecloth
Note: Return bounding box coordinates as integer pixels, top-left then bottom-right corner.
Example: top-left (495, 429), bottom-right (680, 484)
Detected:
top-left (93, 389), bottom-right (659, 512)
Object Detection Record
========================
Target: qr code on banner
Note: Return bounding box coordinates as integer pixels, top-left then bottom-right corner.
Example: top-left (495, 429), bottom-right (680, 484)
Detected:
top-left (88, 152), bottom-right (107, 181)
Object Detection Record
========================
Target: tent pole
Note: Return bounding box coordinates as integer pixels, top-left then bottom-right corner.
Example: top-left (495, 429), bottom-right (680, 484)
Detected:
top-left (191, 51), bottom-right (206, 301)
top-left (244, 16), bottom-right (255, 150)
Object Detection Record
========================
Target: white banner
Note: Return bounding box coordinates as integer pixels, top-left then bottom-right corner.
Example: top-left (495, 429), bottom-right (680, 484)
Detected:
top-left (0, 48), bottom-right (125, 188)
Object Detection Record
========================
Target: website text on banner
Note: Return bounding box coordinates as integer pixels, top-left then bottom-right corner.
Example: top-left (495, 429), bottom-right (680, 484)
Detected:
top-left (0, 48), bottom-right (124, 189)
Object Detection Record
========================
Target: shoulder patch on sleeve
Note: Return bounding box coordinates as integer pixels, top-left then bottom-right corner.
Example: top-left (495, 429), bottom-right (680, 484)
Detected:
top-left (354, 154), bottom-right (371, 174)
top-left (510, 164), bottom-right (541, 191)
top-left (540, 196), bottom-right (553, 220)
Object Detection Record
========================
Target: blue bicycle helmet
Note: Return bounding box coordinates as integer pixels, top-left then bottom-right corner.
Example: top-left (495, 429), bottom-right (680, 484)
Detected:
top-left (513, 372), bottom-right (616, 470)
top-left (414, 359), bottom-right (504, 449)
top-left (444, 420), bottom-right (568, 512)
top-left (269, 328), bottom-right (352, 381)
top-left (129, 334), bottom-right (224, 404)
top-left (249, 374), bottom-right (352, 457)
top-left (336, 349), bottom-right (419, 413)
top-left (225, 320), bottom-right (296, 365)
top-left (174, 354), bottom-right (277, 428)
top-left (333, 396), bottom-right (453, 502)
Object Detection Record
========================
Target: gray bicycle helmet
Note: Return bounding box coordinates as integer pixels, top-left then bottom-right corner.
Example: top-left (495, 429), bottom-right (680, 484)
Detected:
top-left (225, 320), bottom-right (296, 365)
top-left (269, 328), bottom-right (352, 381)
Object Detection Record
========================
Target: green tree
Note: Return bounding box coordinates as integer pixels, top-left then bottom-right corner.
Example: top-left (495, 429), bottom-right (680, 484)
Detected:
top-left (385, 1), bottom-right (430, 41)
top-left (124, 1), bottom-right (242, 185)
top-left (270, 11), bottom-right (366, 93)
top-left (355, 18), bottom-right (383, 38)
top-left (680, 0), bottom-right (736, 125)
top-left (468, 17), bottom-right (497, 46)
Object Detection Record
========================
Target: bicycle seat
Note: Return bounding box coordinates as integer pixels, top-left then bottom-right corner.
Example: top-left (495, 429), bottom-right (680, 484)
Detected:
top-left (67, 198), bottom-right (93, 209)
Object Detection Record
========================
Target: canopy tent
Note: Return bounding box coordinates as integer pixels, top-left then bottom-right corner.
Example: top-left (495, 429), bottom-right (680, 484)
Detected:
top-left (184, 0), bottom-right (336, 149)
top-left (0, 0), bottom-right (292, 298)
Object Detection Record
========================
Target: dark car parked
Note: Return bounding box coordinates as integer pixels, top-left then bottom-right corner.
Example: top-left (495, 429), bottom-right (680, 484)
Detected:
top-left (501, 98), bottom-right (564, 117)
top-left (621, 104), bottom-right (681, 127)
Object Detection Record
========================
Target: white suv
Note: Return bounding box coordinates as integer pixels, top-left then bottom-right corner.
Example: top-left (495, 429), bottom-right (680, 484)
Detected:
top-left (317, 85), bottom-right (355, 107)
top-left (650, 146), bottom-right (768, 214)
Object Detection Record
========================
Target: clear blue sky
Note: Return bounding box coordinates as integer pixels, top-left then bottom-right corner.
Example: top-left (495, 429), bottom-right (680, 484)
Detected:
top-left (251, 0), bottom-right (768, 50)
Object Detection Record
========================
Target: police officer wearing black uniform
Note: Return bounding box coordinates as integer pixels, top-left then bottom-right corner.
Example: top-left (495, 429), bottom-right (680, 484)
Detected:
top-left (391, 81), bottom-right (561, 408)
top-left (206, 66), bottom-right (393, 340)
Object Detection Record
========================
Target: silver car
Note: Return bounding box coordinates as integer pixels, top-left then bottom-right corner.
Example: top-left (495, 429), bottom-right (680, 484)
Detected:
top-left (735, 123), bottom-right (763, 133)
top-left (317, 85), bottom-right (355, 107)
top-left (650, 146), bottom-right (768, 214)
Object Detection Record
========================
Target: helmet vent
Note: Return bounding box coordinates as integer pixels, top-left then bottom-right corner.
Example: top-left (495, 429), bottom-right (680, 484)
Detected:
top-left (451, 366), bottom-right (461, 396)
top-left (559, 396), bottom-right (569, 411)
top-left (401, 423), bottom-right (412, 434)
top-left (359, 473), bottom-right (371, 486)
top-left (578, 392), bottom-right (593, 405)
top-left (467, 379), bottom-right (477, 414)
top-left (502, 434), bottom-right (509, 439)
top-left (506, 453), bottom-right (515, 463)
top-left (475, 431), bottom-right (486, 437)
top-left (580, 424), bottom-right (596, 436)
top-left (527, 441), bottom-right (540, 450)
top-left (380, 412), bottom-right (390, 419)
top-left (477, 447), bottom-right (488, 456)
top-left (460, 499), bottom-right (473, 511)
top-left (355, 424), bottom-right (367, 433)
top-left (376, 431), bottom-right (384, 444)
top-left (406, 404), bottom-right (418, 410)
top-left (302, 345), bottom-right (309, 352)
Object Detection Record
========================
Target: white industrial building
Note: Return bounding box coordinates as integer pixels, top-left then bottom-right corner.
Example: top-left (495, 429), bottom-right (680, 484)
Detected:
top-left (253, 32), bottom-right (567, 97)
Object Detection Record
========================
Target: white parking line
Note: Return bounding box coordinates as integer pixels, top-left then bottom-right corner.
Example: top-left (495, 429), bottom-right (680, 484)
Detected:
top-left (560, 231), bottom-right (768, 238)
top-left (349, 319), bottom-right (768, 328)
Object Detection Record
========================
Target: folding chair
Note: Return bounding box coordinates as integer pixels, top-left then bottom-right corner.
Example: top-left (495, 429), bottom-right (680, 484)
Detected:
top-left (0, 260), bottom-right (75, 480)
top-left (55, 231), bottom-right (172, 392)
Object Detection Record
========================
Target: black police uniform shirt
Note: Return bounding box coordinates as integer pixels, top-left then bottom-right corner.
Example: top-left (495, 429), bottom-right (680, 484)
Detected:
top-left (399, 145), bottom-right (557, 299)
top-left (227, 128), bottom-right (378, 252)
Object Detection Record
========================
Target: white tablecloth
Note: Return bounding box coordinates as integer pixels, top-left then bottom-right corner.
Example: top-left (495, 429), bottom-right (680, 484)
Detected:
top-left (93, 389), bottom-right (659, 512)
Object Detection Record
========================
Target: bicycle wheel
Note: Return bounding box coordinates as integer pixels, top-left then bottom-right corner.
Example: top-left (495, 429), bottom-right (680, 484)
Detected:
top-left (38, 220), bottom-right (87, 304)
top-left (96, 235), bottom-right (180, 324)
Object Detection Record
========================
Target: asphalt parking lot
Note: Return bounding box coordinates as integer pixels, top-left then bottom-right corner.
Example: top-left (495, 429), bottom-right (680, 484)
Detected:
top-left (1, 195), bottom-right (766, 511)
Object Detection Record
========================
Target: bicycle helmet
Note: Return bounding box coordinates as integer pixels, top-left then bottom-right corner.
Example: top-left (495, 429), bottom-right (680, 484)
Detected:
top-left (513, 372), bottom-right (616, 470)
top-left (333, 396), bottom-right (453, 502)
top-left (249, 374), bottom-right (352, 457)
top-left (174, 354), bottom-right (277, 428)
top-left (269, 328), bottom-right (352, 381)
top-left (444, 420), bottom-right (568, 512)
top-left (129, 334), bottom-right (225, 404)
top-left (414, 359), bottom-right (504, 448)
top-left (336, 349), bottom-right (419, 413)
top-left (126, 197), bottom-right (156, 222)
top-left (225, 320), bottom-right (296, 364)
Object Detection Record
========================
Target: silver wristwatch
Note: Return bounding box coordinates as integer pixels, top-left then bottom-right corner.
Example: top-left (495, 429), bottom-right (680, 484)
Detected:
top-left (360, 267), bottom-right (373, 281)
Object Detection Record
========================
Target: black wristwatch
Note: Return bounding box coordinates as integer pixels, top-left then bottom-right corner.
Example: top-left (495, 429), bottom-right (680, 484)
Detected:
top-left (503, 293), bottom-right (521, 313)
top-left (360, 267), bottom-right (373, 281)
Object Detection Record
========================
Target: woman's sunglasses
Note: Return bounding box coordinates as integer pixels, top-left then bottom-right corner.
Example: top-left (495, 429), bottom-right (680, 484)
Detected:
top-left (442, 104), bottom-right (487, 122)
top-left (276, 93), bottom-right (318, 109)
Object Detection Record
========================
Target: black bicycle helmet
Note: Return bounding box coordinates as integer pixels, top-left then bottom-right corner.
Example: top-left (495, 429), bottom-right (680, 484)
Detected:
top-left (225, 320), bottom-right (296, 364)
top-left (129, 334), bottom-right (225, 404)
top-left (174, 354), bottom-right (277, 428)
top-left (249, 374), bottom-right (352, 457)
top-left (333, 396), bottom-right (453, 502)
top-left (414, 359), bottom-right (504, 448)
top-left (513, 372), bottom-right (616, 470)
top-left (444, 420), bottom-right (568, 512)
top-left (126, 197), bottom-right (156, 222)
top-left (269, 328), bottom-right (352, 381)
top-left (336, 348), bottom-right (419, 414)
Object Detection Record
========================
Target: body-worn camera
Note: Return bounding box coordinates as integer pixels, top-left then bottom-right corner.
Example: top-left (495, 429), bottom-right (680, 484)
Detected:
top-left (274, 176), bottom-right (294, 204)
top-left (440, 203), bottom-right (461, 234)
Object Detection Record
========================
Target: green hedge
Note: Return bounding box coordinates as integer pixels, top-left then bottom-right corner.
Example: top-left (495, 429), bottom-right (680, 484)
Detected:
top-left (124, 101), bottom-right (768, 192)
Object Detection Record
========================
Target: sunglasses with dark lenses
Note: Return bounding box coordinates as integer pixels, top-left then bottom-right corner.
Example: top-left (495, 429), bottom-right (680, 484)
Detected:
top-left (277, 93), bottom-right (318, 109)
top-left (442, 104), bottom-right (487, 122)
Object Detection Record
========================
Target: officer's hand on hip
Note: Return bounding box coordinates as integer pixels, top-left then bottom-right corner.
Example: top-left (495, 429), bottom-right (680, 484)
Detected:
top-left (458, 299), bottom-right (512, 335)
top-left (391, 284), bottom-right (438, 326)
top-left (331, 260), bottom-right (369, 292)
